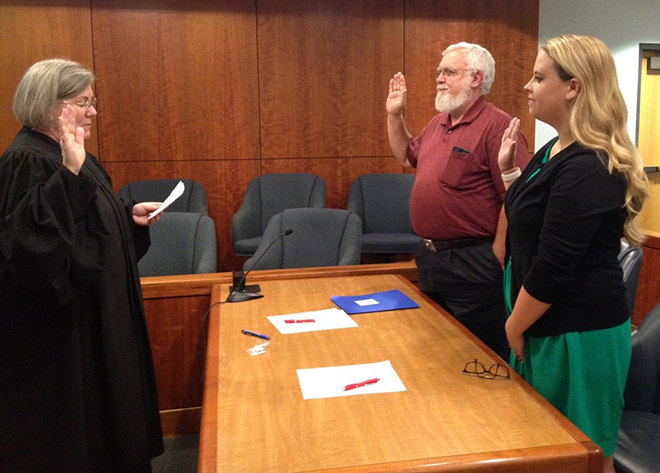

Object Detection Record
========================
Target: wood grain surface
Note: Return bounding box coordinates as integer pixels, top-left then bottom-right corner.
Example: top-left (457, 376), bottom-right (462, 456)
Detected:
top-left (199, 274), bottom-right (599, 472)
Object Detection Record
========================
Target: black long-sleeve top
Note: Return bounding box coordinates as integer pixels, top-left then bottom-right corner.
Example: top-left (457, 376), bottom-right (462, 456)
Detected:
top-left (505, 139), bottom-right (629, 338)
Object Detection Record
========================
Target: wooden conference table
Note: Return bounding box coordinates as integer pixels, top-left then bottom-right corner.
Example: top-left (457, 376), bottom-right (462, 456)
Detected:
top-left (199, 274), bottom-right (601, 472)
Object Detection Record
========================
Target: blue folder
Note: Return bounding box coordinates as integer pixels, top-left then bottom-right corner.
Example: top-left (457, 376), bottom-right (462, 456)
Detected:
top-left (331, 289), bottom-right (419, 314)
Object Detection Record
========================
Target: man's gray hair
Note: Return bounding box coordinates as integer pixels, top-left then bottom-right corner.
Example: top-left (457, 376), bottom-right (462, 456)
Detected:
top-left (13, 59), bottom-right (94, 130)
top-left (443, 42), bottom-right (495, 95)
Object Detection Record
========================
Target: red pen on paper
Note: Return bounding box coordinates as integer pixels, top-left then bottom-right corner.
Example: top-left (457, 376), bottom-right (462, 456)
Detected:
top-left (343, 378), bottom-right (380, 391)
top-left (284, 319), bottom-right (316, 324)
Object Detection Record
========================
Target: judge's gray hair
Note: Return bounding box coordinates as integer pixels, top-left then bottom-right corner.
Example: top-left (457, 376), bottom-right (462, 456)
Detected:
top-left (443, 42), bottom-right (495, 95)
top-left (13, 59), bottom-right (94, 130)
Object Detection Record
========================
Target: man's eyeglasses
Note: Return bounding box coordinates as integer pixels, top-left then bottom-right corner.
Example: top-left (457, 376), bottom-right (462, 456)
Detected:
top-left (463, 359), bottom-right (510, 380)
top-left (435, 67), bottom-right (471, 78)
top-left (63, 97), bottom-right (98, 111)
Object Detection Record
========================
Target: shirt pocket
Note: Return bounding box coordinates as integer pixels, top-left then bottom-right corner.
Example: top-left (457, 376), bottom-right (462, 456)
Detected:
top-left (440, 148), bottom-right (471, 189)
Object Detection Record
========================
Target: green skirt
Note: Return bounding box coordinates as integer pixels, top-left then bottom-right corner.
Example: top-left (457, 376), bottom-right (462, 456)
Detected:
top-left (510, 319), bottom-right (631, 457)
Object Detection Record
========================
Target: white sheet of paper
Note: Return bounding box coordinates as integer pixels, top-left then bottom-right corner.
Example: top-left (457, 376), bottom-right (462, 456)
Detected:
top-left (148, 180), bottom-right (185, 219)
top-left (268, 308), bottom-right (357, 334)
top-left (355, 298), bottom-right (379, 306)
top-left (297, 360), bottom-right (406, 400)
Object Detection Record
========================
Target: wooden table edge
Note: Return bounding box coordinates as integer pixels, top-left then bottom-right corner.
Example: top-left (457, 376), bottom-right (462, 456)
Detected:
top-left (141, 261), bottom-right (418, 299)
top-left (197, 284), bottom-right (222, 473)
top-left (301, 442), bottom-right (596, 472)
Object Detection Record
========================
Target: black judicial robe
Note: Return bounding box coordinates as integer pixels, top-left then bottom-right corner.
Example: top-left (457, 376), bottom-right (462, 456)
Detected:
top-left (0, 127), bottom-right (163, 472)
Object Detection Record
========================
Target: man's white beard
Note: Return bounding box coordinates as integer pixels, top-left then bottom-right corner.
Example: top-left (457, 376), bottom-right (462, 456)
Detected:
top-left (435, 86), bottom-right (471, 113)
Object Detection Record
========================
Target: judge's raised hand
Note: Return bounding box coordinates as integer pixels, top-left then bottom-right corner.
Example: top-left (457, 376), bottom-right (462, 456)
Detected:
top-left (386, 72), bottom-right (408, 116)
top-left (498, 117), bottom-right (520, 173)
top-left (132, 202), bottom-right (163, 226)
top-left (58, 105), bottom-right (86, 175)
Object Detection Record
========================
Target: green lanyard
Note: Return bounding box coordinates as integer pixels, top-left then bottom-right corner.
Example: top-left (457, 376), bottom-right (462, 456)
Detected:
top-left (504, 259), bottom-right (514, 315)
top-left (525, 137), bottom-right (556, 183)
top-left (504, 138), bottom-right (558, 315)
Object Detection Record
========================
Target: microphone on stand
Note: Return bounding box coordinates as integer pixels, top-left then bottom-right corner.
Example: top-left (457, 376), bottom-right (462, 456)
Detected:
top-left (226, 229), bottom-right (293, 303)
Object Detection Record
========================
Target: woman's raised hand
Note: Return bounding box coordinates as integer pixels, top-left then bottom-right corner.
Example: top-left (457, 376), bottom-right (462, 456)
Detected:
top-left (498, 117), bottom-right (520, 173)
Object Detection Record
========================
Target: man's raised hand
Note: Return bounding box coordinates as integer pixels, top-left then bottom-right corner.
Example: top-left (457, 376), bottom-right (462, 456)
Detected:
top-left (386, 72), bottom-right (408, 116)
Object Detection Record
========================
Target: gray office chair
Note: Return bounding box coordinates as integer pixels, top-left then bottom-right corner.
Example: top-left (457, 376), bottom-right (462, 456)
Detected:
top-left (243, 208), bottom-right (361, 270)
top-left (232, 173), bottom-right (326, 257)
top-left (119, 179), bottom-right (209, 215)
top-left (138, 212), bottom-right (217, 277)
top-left (613, 300), bottom-right (660, 473)
top-left (346, 173), bottom-right (418, 254)
top-left (618, 239), bottom-right (643, 316)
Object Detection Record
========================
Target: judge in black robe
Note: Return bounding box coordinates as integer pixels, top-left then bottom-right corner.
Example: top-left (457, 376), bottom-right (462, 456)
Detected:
top-left (0, 59), bottom-right (163, 471)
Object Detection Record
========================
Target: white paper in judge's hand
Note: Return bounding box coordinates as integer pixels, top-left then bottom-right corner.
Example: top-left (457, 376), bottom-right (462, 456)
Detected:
top-left (297, 360), bottom-right (407, 400)
top-left (268, 308), bottom-right (357, 334)
top-left (148, 181), bottom-right (185, 219)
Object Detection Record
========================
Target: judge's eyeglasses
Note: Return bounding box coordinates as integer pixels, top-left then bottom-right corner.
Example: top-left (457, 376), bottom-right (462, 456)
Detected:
top-left (463, 359), bottom-right (510, 380)
top-left (63, 97), bottom-right (98, 111)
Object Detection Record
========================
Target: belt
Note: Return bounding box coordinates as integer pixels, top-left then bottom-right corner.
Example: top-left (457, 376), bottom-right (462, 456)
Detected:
top-left (421, 237), bottom-right (493, 252)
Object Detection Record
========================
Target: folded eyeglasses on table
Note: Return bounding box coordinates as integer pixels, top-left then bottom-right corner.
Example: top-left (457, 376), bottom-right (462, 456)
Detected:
top-left (462, 359), bottom-right (510, 380)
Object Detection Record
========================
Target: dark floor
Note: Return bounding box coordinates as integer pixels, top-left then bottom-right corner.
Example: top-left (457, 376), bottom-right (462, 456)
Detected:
top-left (152, 435), bottom-right (199, 473)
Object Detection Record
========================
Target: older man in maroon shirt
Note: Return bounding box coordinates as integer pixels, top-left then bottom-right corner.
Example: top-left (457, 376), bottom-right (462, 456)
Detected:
top-left (386, 42), bottom-right (528, 360)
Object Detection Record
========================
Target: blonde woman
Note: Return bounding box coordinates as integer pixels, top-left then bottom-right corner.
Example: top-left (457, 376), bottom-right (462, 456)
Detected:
top-left (498, 35), bottom-right (648, 473)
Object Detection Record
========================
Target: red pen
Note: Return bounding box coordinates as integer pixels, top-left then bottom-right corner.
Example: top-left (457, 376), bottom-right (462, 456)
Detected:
top-left (343, 378), bottom-right (380, 391)
top-left (284, 319), bottom-right (316, 323)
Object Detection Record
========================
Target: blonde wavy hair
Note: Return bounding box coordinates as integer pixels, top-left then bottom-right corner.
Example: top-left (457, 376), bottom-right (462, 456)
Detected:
top-left (542, 35), bottom-right (649, 246)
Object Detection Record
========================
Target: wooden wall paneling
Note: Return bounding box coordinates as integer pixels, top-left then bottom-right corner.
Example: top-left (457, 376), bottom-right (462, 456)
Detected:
top-left (91, 0), bottom-right (260, 163)
top-left (0, 0), bottom-right (98, 155)
top-left (641, 173), bottom-right (660, 235)
top-left (638, 57), bottom-right (660, 233)
top-left (638, 57), bottom-right (660, 165)
top-left (160, 407), bottom-right (201, 438)
top-left (262, 156), bottom-right (404, 210)
top-left (103, 159), bottom-right (261, 271)
top-left (143, 294), bottom-right (210, 411)
top-left (403, 0), bottom-right (538, 149)
top-left (633, 231), bottom-right (660, 325)
top-left (257, 0), bottom-right (404, 159)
